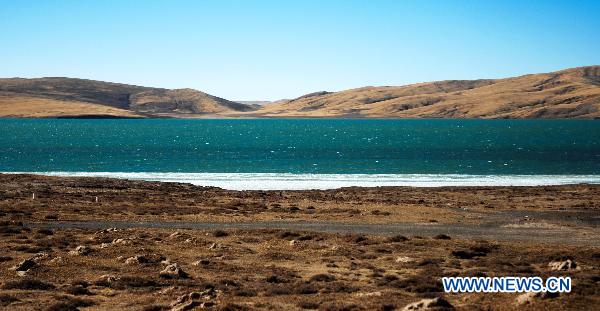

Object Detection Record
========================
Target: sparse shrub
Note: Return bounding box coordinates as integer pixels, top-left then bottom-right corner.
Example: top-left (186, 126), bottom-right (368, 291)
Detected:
top-left (213, 230), bottom-right (229, 237)
top-left (469, 243), bottom-right (497, 254)
top-left (0, 294), bottom-right (19, 307)
top-left (142, 305), bottom-right (170, 311)
top-left (2, 278), bottom-right (55, 290)
top-left (219, 303), bottom-right (251, 311)
top-left (382, 304), bottom-right (396, 311)
top-left (391, 274), bottom-right (444, 293)
top-left (297, 301), bottom-right (320, 309)
top-left (265, 284), bottom-right (293, 296)
top-left (344, 234), bottom-right (367, 244)
top-left (96, 276), bottom-right (161, 289)
top-left (64, 285), bottom-right (92, 296)
top-left (265, 275), bottom-right (287, 283)
top-left (388, 235), bottom-right (408, 242)
top-left (323, 282), bottom-right (357, 293)
top-left (45, 296), bottom-right (94, 311)
top-left (309, 274), bottom-right (336, 282)
top-left (219, 279), bottom-right (239, 287)
top-left (0, 226), bottom-right (22, 234)
top-left (233, 289), bottom-right (257, 297)
top-left (417, 258), bottom-right (442, 266)
top-left (36, 228), bottom-right (54, 235)
top-left (297, 234), bottom-right (313, 241)
top-left (295, 283), bottom-right (318, 295)
top-left (318, 302), bottom-right (363, 311)
top-left (452, 250), bottom-right (485, 259)
top-left (371, 210), bottom-right (391, 216)
top-left (277, 231), bottom-right (300, 239)
top-left (118, 276), bottom-right (161, 288)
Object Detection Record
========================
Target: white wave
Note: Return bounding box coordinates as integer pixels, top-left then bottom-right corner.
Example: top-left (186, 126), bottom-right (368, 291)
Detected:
top-left (4, 172), bottom-right (600, 190)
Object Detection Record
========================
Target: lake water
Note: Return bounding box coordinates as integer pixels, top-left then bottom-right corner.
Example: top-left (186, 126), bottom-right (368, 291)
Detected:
top-left (1, 119), bottom-right (599, 189)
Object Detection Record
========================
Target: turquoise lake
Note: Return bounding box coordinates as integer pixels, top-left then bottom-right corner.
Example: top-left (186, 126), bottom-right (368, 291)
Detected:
top-left (1, 119), bottom-right (598, 175)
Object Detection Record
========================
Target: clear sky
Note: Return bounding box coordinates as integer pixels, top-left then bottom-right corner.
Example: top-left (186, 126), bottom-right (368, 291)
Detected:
top-left (1, 0), bottom-right (599, 100)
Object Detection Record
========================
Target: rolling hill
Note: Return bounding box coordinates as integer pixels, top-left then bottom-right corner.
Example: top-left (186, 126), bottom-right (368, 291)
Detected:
top-left (1, 66), bottom-right (599, 118)
top-left (0, 77), bottom-right (255, 118)
top-left (242, 66), bottom-right (600, 119)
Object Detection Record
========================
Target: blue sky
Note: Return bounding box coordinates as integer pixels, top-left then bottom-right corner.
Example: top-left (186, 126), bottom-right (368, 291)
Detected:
top-left (1, 0), bottom-right (599, 100)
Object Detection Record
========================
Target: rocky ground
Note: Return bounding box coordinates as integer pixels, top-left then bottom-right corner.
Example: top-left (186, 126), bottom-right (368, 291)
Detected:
top-left (0, 174), bottom-right (598, 310)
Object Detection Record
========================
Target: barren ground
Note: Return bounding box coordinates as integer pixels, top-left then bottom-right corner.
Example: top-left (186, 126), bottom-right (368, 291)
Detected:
top-left (0, 174), bottom-right (598, 310)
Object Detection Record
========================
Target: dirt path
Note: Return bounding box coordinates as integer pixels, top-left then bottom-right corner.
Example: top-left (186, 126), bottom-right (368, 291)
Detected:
top-left (27, 220), bottom-right (599, 246)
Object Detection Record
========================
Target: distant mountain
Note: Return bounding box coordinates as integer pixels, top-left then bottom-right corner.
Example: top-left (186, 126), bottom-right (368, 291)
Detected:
top-left (0, 77), bottom-right (255, 118)
top-left (243, 66), bottom-right (600, 119)
top-left (1, 66), bottom-right (599, 118)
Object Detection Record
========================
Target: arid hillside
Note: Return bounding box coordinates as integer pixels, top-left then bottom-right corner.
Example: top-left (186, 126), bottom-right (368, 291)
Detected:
top-left (243, 66), bottom-right (600, 119)
top-left (0, 78), bottom-right (255, 118)
top-left (1, 66), bottom-right (599, 118)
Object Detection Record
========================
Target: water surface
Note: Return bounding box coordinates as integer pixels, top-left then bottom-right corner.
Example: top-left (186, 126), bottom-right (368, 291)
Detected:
top-left (1, 119), bottom-right (599, 189)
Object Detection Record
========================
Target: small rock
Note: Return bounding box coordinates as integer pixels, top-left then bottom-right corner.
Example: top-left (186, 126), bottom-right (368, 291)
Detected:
top-left (112, 238), bottom-right (133, 245)
top-left (197, 288), bottom-right (218, 299)
top-left (91, 228), bottom-right (120, 238)
top-left (125, 255), bottom-right (149, 265)
top-left (548, 259), bottom-right (578, 271)
top-left (515, 291), bottom-right (559, 305)
top-left (31, 252), bottom-right (49, 261)
top-left (289, 240), bottom-right (298, 246)
top-left (95, 274), bottom-right (119, 286)
top-left (160, 263), bottom-right (189, 279)
top-left (355, 291), bottom-right (382, 297)
top-left (208, 243), bottom-right (221, 250)
top-left (169, 232), bottom-right (182, 239)
top-left (192, 259), bottom-right (210, 266)
top-left (69, 245), bottom-right (92, 256)
top-left (171, 292), bottom-right (199, 307)
top-left (159, 286), bottom-right (176, 295)
top-left (12, 258), bottom-right (38, 272)
top-left (395, 256), bottom-right (414, 263)
top-left (171, 289), bottom-right (218, 311)
top-left (402, 297), bottom-right (453, 310)
top-left (172, 300), bottom-right (201, 311)
top-left (49, 257), bottom-right (64, 265)
top-left (11, 252), bottom-right (50, 272)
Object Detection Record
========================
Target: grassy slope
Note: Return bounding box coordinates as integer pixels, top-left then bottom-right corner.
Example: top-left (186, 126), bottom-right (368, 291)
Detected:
top-left (1, 66), bottom-right (599, 118)
top-left (0, 93), bottom-right (141, 118)
top-left (0, 77), bottom-right (253, 118)
top-left (241, 66), bottom-right (600, 119)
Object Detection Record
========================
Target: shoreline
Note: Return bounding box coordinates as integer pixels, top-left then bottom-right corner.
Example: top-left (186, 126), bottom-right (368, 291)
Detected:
top-left (1, 173), bottom-right (598, 228)
top-left (3, 172), bottom-right (600, 190)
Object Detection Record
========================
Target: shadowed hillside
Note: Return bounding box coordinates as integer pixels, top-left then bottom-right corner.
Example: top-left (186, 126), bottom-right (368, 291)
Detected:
top-left (243, 66), bottom-right (600, 119)
top-left (0, 77), bottom-right (255, 118)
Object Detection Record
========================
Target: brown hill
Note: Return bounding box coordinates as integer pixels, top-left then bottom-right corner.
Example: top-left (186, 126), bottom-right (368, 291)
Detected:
top-left (1, 66), bottom-right (599, 118)
top-left (0, 77), bottom-right (255, 118)
top-left (242, 66), bottom-right (600, 119)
